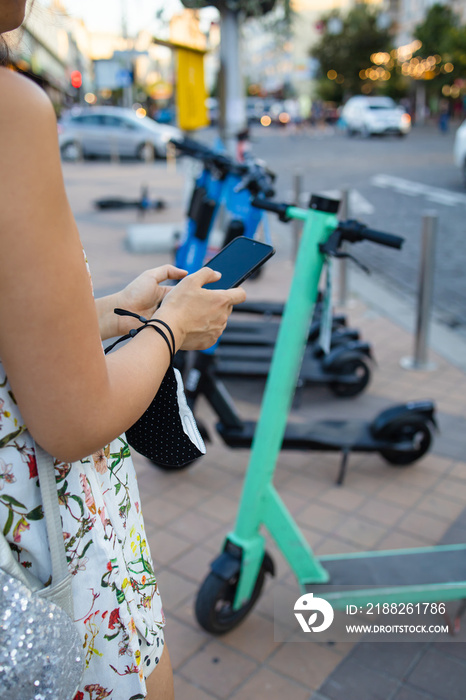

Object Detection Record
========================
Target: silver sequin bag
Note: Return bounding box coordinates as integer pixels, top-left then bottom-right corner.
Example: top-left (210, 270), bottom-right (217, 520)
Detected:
top-left (0, 443), bottom-right (84, 699)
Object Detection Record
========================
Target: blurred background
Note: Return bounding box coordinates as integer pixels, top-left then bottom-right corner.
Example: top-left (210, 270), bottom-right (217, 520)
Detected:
top-left (5, 0), bottom-right (466, 334)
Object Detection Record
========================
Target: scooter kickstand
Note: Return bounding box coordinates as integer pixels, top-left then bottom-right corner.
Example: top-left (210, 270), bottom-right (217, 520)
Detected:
top-left (292, 379), bottom-right (305, 409)
top-left (336, 448), bottom-right (351, 486)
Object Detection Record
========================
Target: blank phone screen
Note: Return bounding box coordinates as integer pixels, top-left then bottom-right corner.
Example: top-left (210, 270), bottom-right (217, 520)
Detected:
top-left (203, 237), bottom-right (274, 290)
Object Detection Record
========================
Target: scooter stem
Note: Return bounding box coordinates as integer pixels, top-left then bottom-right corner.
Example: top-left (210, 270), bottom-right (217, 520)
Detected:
top-left (229, 203), bottom-right (338, 605)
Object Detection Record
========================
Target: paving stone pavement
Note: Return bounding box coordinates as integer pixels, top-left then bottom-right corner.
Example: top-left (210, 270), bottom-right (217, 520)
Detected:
top-left (65, 159), bottom-right (466, 700)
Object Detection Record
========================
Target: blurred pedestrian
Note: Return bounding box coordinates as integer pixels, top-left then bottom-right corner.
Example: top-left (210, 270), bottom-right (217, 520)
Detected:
top-left (438, 98), bottom-right (450, 133)
top-left (236, 127), bottom-right (251, 162)
top-left (0, 2), bottom-right (246, 699)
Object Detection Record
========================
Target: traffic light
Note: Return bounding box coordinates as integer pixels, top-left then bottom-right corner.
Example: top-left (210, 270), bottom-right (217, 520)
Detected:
top-left (70, 70), bottom-right (82, 89)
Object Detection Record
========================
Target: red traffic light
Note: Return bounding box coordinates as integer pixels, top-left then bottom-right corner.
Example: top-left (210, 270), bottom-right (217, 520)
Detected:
top-left (70, 70), bottom-right (82, 89)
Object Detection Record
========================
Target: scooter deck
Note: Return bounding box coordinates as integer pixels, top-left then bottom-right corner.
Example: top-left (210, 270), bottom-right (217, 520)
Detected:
top-left (220, 319), bottom-right (306, 347)
top-left (213, 353), bottom-right (362, 385)
top-left (232, 300), bottom-right (286, 316)
top-left (220, 316), bottom-right (347, 347)
top-left (305, 545), bottom-right (466, 604)
top-left (232, 301), bottom-right (346, 321)
top-left (216, 329), bottom-right (358, 363)
top-left (217, 419), bottom-right (374, 451)
top-left (215, 356), bottom-right (318, 382)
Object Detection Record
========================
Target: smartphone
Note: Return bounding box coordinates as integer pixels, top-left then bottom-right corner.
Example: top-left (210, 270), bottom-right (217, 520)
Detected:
top-left (202, 237), bottom-right (275, 290)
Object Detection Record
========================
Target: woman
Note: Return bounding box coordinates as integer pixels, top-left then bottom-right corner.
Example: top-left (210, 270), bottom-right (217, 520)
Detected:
top-left (0, 2), bottom-right (246, 698)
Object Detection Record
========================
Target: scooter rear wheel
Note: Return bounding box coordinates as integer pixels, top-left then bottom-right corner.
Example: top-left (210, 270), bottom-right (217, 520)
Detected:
top-left (195, 556), bottom-right (271, 634)
top-left (379, 416), bottom-right (433, 466)
top-left (330, 358), bottom-right (370, 398)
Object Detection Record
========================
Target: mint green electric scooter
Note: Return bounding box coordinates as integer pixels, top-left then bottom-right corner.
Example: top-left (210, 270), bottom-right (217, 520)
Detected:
top-left (195, 194), bottom-right (465, 634)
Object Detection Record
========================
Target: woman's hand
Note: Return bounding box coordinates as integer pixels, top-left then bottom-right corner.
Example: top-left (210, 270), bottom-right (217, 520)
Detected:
top-left (154, 267), bottom-right (246, 351)
top-left (96, 265), bottom-right (188, 339)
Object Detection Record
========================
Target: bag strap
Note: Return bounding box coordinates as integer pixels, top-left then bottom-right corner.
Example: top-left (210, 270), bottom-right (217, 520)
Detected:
top-left (34, 443), bottom-right (69, 584)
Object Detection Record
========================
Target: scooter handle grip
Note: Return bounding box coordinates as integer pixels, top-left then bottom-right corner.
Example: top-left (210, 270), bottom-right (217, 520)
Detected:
top-left (251, 198), bottom-right (289, 218)
top-left (362, 228), bottom-right (404, 249)
top-left (169, 137), bottom-right (212, 159)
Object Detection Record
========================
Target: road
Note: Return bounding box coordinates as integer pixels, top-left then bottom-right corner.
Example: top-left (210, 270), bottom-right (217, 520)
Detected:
top-left (246, 121), bottom-right (465, 336)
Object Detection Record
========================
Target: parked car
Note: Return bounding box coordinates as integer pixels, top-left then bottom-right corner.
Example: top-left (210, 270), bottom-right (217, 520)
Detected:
top-left (340, 96), bottom-right (411, 137)
top-left (453, 120), bottom-right (466, 185)
top-left (246, 98), bottom-right (267, 123)
top-left (58, 106), bottom-right (181, 161)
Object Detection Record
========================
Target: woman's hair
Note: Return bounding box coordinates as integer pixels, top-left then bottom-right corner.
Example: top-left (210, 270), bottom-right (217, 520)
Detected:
top-left (0, 36), bottom-right (10, 65)
top-left (0, 1), bottom-right (35, 66)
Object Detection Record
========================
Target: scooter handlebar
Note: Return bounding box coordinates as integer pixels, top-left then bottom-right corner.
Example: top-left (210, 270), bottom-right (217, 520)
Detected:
top-left (339, 220), bottom-right (404, 249)
top-left (363, 228), bottom-right (404, 249)
top-left (251, 197), bottom-right (289, 218)
top-left (169, 137), bottom-right (213, 158)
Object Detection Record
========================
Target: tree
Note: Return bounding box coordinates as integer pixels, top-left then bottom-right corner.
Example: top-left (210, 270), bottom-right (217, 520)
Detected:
top-left (413, 4), bottom-right (466, 105)
top-left (180, 0), bottom-right (288, 20)
top-left (310, 4), bottom-right (392, 102)
top-left (414, 4), bottom-right (456, 58)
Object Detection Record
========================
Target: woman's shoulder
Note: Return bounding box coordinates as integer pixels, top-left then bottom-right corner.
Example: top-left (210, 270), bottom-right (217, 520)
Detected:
top-left (0, 67), bottom-right (55, 122)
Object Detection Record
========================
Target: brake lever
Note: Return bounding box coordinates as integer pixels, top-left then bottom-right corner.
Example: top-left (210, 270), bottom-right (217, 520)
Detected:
top-left (233, 174), bottom-right (251, 193)
top-left (336, 251), bottom-right (371, 275)
top-left (319, 230), bottom-right (371, 274)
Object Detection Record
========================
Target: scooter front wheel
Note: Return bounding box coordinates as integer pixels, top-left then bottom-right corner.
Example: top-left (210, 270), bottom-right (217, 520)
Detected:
top-left (195, 555), bottom-right (272, 634)
top-left (330, 358), bottom-right (371, 398)
top-left (380, 416), bottom-right (433, 466)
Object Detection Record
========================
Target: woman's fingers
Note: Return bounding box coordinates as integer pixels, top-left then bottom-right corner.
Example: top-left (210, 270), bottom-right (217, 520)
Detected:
top-left (191, 266), bottom-right (222, 286)
top-left (226, 287), bottom-right (247, 305)
top-left (152, 265), bottom-right (188, 284)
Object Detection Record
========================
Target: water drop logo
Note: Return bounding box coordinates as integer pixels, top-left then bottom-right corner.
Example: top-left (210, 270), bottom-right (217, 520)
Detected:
top-left (294, 593), bottom-right (334, 633)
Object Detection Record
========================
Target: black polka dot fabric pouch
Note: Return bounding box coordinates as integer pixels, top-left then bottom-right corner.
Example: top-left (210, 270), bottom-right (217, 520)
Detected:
top-left (105, 309), bottom-right (206, 468)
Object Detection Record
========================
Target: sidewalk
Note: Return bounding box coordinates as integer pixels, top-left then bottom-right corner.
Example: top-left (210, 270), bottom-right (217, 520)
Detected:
top-left (66, 160), bottom-right (466, 700)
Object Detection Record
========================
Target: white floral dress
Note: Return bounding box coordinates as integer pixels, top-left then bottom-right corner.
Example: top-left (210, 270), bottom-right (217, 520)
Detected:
top-left (0, 362), bottom-right (165, 700)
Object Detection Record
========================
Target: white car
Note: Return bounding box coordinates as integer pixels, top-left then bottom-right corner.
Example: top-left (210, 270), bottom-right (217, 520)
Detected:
top-left (58, 106), bottom-right (181, 161)
top-left (453, 120), bottom-right (466, 185)
top-left (341, 96), bottom-right (411, 137)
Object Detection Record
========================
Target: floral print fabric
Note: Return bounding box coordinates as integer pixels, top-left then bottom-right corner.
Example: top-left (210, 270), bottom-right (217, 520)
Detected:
top-left (0, 365), bottom-right (164, 700)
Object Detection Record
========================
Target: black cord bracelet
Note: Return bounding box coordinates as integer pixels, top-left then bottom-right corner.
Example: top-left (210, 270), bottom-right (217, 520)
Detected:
top-left (113, 308), bottom-right (176, 354)
top-left (146, 319), bottom-right (176, 357)
top-left (143, 323), bottom-right (174, 364)
top-left (105, 308), bottom-right (175, 363)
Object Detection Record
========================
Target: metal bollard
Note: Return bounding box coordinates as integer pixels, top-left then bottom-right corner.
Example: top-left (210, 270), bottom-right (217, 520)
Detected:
top-left (166, 142), bottom-right (176, 173)
top-left (143, 141), bottom-right (155, 163)
top-left (337, 188), bottom-right (349, 306)
top-left (292, 171), bottom-right (303, 261)
top-left (110, 136), bottom-right (119, 164)
top-left (401, 212), bottom-right (438, 371)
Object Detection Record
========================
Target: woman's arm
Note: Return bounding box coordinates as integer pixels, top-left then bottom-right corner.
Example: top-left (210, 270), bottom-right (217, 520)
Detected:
top-left (0, 69), bottom-right (245, 462)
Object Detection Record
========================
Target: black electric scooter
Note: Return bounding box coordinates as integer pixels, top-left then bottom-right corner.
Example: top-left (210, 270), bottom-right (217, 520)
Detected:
top-left (215, 337), bottom-right (372, 397)
top-left (161, 350), bottom-right (437, 485)
top-left (94, 185), bottom-right (166, 214)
